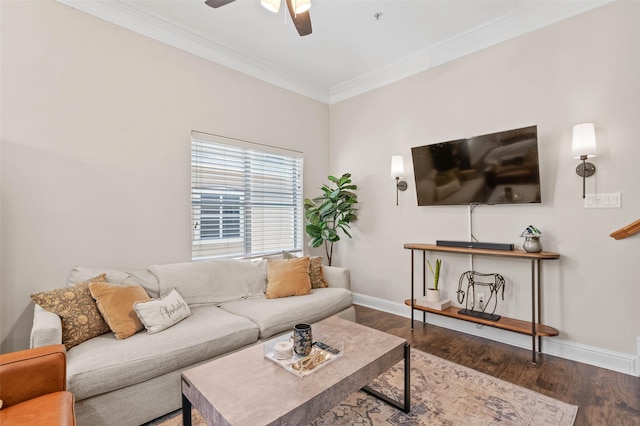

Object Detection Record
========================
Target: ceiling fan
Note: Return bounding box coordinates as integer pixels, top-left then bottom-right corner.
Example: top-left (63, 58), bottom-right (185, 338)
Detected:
top-left (204, 0), bottom-right (312, 37)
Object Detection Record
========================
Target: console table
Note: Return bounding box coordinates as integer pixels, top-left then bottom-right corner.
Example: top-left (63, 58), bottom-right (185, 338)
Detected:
top-left (404, 243), bottom-right (560, 364)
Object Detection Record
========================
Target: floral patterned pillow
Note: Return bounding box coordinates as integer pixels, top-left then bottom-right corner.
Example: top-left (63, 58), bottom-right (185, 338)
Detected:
top-left (308, 257), bottom-right (328, 288)
top-left (30, 274), bottom-right (110, 350)
top-left (282, 252), bottom-right (327, 289)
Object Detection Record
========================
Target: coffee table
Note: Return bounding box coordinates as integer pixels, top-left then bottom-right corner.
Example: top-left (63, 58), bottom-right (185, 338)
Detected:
top-left (181, 315), bottom-right (410, 426)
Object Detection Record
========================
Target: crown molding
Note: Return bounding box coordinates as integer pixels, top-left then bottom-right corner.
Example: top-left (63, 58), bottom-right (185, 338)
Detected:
top-left (56, 0), bottom-right (329, 103)
top-left (329, 0), bottom-right (613, 104)
top-left (57, 0), bottom-right (611, 106)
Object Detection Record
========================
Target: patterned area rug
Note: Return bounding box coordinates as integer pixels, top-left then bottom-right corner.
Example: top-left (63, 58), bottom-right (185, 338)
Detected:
top-left (149, 349), bottom-right (577, 425)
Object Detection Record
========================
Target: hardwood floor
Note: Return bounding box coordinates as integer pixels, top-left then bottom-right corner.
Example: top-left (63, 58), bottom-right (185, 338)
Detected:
top-left (354, 304), bottom-right (640, 426)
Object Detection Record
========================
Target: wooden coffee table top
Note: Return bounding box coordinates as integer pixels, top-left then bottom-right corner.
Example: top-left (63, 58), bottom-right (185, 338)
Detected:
top-left (181, 316), bottom-right (407, 426)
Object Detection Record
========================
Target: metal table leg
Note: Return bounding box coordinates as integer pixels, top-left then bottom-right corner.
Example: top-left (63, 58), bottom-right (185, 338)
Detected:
top-left (411, 250), bottom-right (415, 329)
top-left (362, 343), bottom-right (411, 413)
top-left (182, 382), bottom-right (192, 426)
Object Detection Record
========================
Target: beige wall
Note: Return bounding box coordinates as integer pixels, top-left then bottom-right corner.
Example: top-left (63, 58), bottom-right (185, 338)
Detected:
top-left (330, 1), bottom-right (640, 357)
top-left (1, 0), bottom-right (638, 369)
top-left (0, 0), bottom-right (328, 351)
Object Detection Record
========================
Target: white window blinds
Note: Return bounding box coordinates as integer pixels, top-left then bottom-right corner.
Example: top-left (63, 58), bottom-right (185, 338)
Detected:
top-left (191, 131), bottom-right (304, 260)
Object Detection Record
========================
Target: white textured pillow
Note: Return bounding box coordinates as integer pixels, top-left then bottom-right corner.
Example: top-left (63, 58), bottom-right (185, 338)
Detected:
top-left (67, 266), bottom-right (160, 298)
top-left (149, 259), bottom-right (266, 306)
top-left (134, 289), bottom-right (192, 334)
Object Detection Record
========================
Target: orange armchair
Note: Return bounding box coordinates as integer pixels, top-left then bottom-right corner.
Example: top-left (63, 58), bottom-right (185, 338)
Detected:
top-left (0, 344), bottom-right (76, 426)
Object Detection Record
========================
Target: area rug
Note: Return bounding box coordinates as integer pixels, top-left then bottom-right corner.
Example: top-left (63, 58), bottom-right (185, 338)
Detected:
top-left (149, 349), bottom-right (577, 425)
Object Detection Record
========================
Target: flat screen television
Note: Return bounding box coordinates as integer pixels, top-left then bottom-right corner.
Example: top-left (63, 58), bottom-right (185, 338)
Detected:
top-left (411, 125), bottom-right (541, 206)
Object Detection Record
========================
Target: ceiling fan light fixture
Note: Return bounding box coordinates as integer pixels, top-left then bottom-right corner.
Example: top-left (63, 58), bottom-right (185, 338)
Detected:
top-left (261, 0), bottom-right (281, 13)
top-left (292, 0), bottom-right (311, 14)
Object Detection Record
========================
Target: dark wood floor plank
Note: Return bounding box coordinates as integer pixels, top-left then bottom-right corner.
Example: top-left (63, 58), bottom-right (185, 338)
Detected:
top-left (354, 304), bottom-right (640, 426)
top-left (498, 349), bottom-right (541, 388)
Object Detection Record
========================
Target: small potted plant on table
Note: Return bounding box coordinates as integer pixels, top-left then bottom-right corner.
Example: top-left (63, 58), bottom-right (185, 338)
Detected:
top-left (426, 259), bottom-right (442, 302)
top-left (520, 225), bottom-right (543, 253)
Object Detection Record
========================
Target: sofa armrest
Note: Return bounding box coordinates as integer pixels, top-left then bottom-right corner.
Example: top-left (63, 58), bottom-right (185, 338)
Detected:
top-left (30, 304), bottom-right (62, 349)
top-left (323, 266), bottom-right (351, 290)
top-left (0, 344), bottom-right (67, 407)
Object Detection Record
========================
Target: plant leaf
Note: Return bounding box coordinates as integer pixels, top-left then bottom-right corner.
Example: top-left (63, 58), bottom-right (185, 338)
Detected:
top-left (309, 236), bottom-right (324, 247)
top-left (303, 173), bottom-right (358, 253)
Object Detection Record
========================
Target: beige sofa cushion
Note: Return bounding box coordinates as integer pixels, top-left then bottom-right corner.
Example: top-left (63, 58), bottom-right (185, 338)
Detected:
top-left (320, 266), bottom-right (350, 290)
top-left (149, 259), bottom-right (265, 306)
top-left (66, 306), bottom-right (259, 401)
top-left (220, 287), bottom-right (353, 339)
top-left (68, 266), bottom-right (160, 298)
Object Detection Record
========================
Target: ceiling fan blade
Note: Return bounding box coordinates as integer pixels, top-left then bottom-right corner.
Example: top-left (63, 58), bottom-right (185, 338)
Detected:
top-left (204, 0), bottom-right (235, 8)
top-left (286, 0), bottom-right (312, 37)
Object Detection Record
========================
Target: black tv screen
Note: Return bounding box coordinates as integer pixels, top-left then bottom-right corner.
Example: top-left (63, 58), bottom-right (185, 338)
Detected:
top-left (411, 125), bottom-right (541, 206)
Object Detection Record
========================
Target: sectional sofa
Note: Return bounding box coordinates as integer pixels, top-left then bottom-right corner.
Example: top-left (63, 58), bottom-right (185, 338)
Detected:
top-left (29, 257), bottom-right (355, 425)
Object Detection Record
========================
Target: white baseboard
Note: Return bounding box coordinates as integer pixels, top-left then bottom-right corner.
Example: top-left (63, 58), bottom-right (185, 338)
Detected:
top-left (353, 293), bottom-right (639, 377)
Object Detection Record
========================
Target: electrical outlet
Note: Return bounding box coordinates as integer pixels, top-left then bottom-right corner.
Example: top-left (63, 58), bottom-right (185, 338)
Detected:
top-left (477, 293), bottom-right (485, 310)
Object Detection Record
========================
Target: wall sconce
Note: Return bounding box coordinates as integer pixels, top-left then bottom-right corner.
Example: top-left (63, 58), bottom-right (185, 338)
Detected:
top-left (390, 155), bottom-right (407, 206)
top-left (571, 123), bottom-right (597, 199)
top-left (260, 0), bottom-right (281, 13)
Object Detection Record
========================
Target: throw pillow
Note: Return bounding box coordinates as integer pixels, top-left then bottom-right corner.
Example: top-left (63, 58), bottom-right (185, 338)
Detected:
top-left (30, 274), bottom-right (110, 350)
top-left (281, 251), bottom-right (298, 259)
top-left (282, 252), bottom-right (327, 289)
top-left (282, 250), bottom-right (298, 259)
top-left (265, 257), bottom-right (311, 299)
top-left (134, 288), bottom-right (192, 334)
top-left (67, 266), bottom-right (161, 298)
top-left (149, 259), bottom-right (264, 306)
top-left (89, 282), bottom-right (151, 339)
top-left (308, 257), bottom-right (328, 289)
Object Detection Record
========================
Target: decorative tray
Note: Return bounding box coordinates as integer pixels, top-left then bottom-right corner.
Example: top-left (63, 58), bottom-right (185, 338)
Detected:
top-left (264, 334), bottom-right (343, 378)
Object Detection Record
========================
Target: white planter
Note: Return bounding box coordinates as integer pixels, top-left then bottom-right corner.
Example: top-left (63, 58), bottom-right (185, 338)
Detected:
top-left (523, 236), bottom-right (543, 253)
top-left (426, 288), bottom-right (440, 302)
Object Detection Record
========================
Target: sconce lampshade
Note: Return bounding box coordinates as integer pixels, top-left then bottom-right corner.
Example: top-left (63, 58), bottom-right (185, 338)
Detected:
top-left (572, 123), bottom-right (597, 159)
top-left (390, 155), bottom-right (404, 178)
top-left (261, 0), bottom-right (281, 13)
top-left (292, 0), bottom-right (311, 13)
top-left (572, 122), bottom-right (597, 199)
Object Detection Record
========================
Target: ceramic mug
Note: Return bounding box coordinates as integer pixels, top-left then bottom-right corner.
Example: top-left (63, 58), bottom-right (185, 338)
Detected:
top-left (293, 323), bottom-right (313, 356)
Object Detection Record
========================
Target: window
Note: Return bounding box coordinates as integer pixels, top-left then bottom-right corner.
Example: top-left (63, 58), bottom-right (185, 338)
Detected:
top-left (196, 193), bottom-right (241, 240)
top-left (191, 131), bottom-right (303, 260)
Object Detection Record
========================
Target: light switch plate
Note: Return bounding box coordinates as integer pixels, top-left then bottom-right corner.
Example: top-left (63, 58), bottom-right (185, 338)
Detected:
top-left (584, 192), bottom-right (621, 208)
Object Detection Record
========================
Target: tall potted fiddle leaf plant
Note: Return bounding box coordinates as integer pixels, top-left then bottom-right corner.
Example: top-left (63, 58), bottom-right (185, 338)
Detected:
top-left (303, 173), bottom-right (358, 266)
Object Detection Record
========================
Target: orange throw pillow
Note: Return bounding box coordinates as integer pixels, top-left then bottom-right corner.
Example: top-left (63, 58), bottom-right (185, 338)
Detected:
top-left (281, 252), bottom-right (327, 288)
top-left (266, 257), bottom-right (312, 299)
top-left (89, 282), bottom-right (151, 339)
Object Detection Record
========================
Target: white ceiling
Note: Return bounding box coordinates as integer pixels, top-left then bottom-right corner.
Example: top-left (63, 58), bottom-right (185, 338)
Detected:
top-left (58, 0), bottom-right (610, 104)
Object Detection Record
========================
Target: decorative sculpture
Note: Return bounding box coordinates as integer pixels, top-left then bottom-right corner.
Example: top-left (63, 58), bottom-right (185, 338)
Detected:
top-left (456, 270), bottom-right (505, 321)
